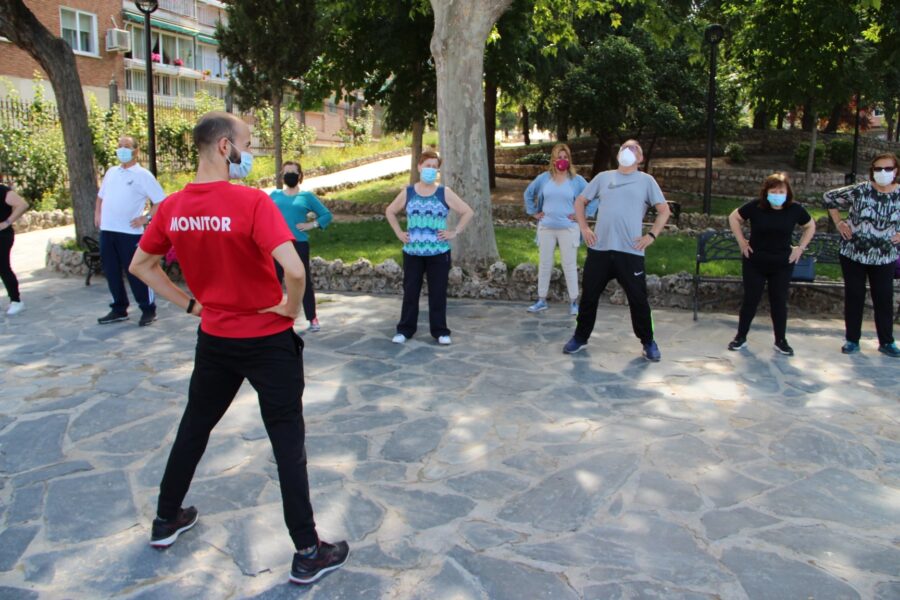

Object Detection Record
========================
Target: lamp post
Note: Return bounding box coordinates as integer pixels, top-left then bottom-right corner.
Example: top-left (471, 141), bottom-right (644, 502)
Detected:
top-left (702, 24), bottom-right (725, 215)
top-left (134, 0), bottom-right (159, 176)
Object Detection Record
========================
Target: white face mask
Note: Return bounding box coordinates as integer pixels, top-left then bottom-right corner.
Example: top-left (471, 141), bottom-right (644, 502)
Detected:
top-left (873, 169), bottom-right (896, 186)
top-left (618, 148), bottom-right (637, 167)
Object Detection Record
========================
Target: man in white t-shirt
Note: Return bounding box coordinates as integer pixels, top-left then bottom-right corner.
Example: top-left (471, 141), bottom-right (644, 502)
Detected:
top-left (94, 136), bottom-right (167, 326)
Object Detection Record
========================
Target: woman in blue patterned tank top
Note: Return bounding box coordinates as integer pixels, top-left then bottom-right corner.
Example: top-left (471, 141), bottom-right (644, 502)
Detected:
top-left (385, 150), bottom-right (474, 345)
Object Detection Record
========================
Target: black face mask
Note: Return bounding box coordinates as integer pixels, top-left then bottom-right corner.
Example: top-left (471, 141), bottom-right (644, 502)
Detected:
top-left (283, 172), bottom-right (301, 188)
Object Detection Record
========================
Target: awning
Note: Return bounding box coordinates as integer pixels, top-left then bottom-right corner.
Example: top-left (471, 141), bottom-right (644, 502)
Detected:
top-left (197, 34), bottom-right (218, 45)
top-left (123, 11), bottom-right (211, 40)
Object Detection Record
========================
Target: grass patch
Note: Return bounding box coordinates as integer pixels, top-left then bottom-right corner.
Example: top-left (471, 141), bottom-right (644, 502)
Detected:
top-left (325, 173), bottom-right (409, 204)
top-left (306, 220), bottom-right (840, 279)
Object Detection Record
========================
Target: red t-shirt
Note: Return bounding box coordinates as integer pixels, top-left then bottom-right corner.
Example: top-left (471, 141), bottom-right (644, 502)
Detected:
top-left (140, 180), bottom-right (295, 338)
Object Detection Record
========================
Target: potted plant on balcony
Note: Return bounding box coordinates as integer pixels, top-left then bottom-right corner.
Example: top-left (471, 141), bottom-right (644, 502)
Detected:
top-left (151, 52), bottom-right (161, 63)
top-left (174, 57), bottom-right (184, 66)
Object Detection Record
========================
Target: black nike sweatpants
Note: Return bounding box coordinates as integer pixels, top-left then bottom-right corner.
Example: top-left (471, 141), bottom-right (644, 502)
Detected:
top-left (573, 249), bottom-right (654, 344)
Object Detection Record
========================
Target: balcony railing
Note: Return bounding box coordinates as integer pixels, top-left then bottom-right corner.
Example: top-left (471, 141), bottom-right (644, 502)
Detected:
top-left (158, 0), bottom-right (196, 19)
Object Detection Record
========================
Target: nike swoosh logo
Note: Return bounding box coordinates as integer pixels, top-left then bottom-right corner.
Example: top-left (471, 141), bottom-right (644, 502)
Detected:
top-left (608, 182), bottom-right (635, 189)
top-left (634, 271), bottom-right (644, 276)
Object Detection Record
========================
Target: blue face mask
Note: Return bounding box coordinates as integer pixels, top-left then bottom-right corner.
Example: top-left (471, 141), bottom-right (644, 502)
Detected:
top-left (226, 141), bottom-right (253, 179)
top-left (767, 192), bottom-right (787, 207)
top-left (420, 167), bottom-right (438, 184)
top-left (116, 147), bottom-right (133, 164)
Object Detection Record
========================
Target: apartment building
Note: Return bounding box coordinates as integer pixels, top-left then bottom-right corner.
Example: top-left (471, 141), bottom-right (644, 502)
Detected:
top-left (0, 0), bottom-right (362, 142)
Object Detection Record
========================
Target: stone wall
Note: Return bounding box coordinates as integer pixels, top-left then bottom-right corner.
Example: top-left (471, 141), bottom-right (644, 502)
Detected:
top-left (14, 210), bottom-right (74, 234)
top-left (647, 166), bottom-right (846, 197)
top-left (494, 129), bottom-right (900, 163)
top-left (47, 240), bottom-right (877, 318)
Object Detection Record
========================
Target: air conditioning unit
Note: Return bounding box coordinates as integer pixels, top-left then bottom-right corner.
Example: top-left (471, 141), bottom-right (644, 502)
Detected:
top-left (106, 29), bottom-right (132, 53)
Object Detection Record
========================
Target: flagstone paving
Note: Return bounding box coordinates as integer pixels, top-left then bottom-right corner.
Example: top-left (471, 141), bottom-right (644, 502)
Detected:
top-left (1, 267), bottom-right (898, 599)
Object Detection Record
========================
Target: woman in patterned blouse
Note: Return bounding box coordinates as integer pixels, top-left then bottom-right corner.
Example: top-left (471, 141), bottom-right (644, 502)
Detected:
top-left (822, 152), bottom-right (900, 357)
top-left (385, 150), bottom-right (474, 345)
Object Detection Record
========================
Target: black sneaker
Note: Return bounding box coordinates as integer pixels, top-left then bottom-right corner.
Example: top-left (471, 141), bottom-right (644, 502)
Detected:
top-left (774, 339), bottom-right (794, 356)
top-left (98, 310), bottom-right (128, 324)
top-left (150, 506), bottom-right (199, 548)
top-left (728, 337), bottom-right (747, 351)
top-left (139, 311), bottom-right (157, 327)
top-left (289, 540), bottom-right (350, 585)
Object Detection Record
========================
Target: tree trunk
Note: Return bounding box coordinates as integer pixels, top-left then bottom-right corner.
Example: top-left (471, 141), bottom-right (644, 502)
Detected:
top-left (752, 107), bottom-right (768, 130)
top-left (521, 104), bottom-right (530, 145)
top-left (0, 0), bottom-right (98, 241)
top-left (429, 0), bottom-right (511, 269)
top-left (801, 100), bottom-right (815, 132)
top-left (643, 133), bottom-right (658, 172)
top-left (556, 110), bottom-right (568, 142)
top-left (484, 75), bottom-right (498, 190)
top-left (591, 133), bottom-right (612, 177)
top-left (823, 102), bottom-right (843, 134)
top-left (273, 93), bottom-right (283, 189)
top-left (776, 111), bottom-right (785, 130)
top-left (409, 118), bottom-right (424, 184)
top-left (806, 112), bottom-right (818, 180)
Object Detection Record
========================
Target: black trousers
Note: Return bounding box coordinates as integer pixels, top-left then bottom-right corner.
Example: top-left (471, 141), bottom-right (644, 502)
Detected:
top-left (737, 258), bottom-right (793, 341)
top-left (100, 230), bottom-right (155, 314)
top-left (574, 249), bottom-right (654, 344)
top-left (0, 230), bottom-right (19, 302)
top-left (397, 251), bottom-right (451, 339)
top-left (840, 255), bottom-right (895, 345)
top-left (274, 241), bottom-right (316, 321)
top-left (156, 327), bottom-right (318, 549)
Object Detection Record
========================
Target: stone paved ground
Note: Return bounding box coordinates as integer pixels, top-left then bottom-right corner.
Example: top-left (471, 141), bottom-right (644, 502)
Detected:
top-left (1, 266), bottom-right (899, 599)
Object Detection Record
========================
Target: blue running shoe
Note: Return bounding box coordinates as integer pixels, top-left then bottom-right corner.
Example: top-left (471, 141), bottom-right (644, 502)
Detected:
top-left (841, 341), bottom-right (860, 354)
top-left (563, 337), bottom-right (587, 354)
top-left (878, 342), bottom-right (900, 358)
top-left (642, 340), bottom-right (661, 362)
top-left (527, 299), bottom-right (549, 313)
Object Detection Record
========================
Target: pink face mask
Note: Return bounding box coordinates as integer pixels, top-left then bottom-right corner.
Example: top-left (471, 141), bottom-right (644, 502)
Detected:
top-left (555, 158), bottom-right (570, 171)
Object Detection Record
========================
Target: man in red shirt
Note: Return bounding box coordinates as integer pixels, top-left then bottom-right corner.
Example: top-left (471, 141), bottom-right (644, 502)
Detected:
top-left (129, 112), bottom-right (348, 585)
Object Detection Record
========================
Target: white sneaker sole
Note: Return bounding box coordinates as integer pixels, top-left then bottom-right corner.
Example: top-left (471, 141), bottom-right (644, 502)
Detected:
top-left (288, 548), bottom-right (350, 585)
top-left (149, 512), bottom-right (199, 548)
top-left (527, 306), bottom-right (549, 313)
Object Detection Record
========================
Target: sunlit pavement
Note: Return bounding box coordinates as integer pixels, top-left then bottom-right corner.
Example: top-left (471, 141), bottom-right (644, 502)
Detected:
top-left (1, 254), bottom-right (898, 599)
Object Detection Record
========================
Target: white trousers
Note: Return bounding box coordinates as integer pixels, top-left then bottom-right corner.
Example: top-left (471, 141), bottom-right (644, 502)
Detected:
top-left (537, 225), bottom-right (580, 300)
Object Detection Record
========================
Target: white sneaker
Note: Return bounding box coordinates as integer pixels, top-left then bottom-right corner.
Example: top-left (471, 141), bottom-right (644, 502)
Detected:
top-left (6, 301), bottom-right (24, 315)
top-left (391, 333), bottom-right (407, 344)
top-left (438, 335), bottom-right (452, 345)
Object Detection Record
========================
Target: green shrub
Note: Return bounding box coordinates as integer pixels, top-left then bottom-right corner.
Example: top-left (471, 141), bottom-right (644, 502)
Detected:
top-left (828, 138), bottom-right (854, 166)
top-left (794, 141), bottom-right (826, 171)
top-left (514, 152), bottom-right (551, 165)
top-left (0, 81), bottom-right (68, 208)
top-left (724, 142), bottom-right (746, 164)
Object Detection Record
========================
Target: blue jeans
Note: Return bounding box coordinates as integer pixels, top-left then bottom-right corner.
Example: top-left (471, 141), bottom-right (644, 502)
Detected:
top-left (100, 230), bottom-right (155, 314)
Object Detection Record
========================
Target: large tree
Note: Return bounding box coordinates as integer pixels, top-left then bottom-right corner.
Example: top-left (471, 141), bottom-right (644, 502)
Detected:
top-left (312, 0), bottom-right (436, 183)
top-left (429, 0), bottom-right (514, 268)
top-left (0, 0), bottom-right (98, 241)
top-left (216, 0), bottom-right (318, 188)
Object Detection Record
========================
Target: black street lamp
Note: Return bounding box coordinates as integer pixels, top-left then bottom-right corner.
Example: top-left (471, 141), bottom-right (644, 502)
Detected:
top-left (134, 0), bottom-right (159, 176)
top-left (702, 24), bottom-right (725, 216)
top-left (847, 91), bottom-right (862, 185)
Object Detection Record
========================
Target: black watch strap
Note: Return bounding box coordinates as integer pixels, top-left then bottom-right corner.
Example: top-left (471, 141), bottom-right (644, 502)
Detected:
top-left (186, 298), bottom-right (196, 314)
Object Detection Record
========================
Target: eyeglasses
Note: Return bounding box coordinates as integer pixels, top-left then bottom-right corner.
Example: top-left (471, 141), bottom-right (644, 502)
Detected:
top-left (873, 166), bottom-right (897, 172)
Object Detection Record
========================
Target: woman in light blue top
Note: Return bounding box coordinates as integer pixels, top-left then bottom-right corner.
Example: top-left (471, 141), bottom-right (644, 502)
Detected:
top-left (269, 161), bottom-right (333, 332)
top-left (524, 143), bottom-right (588, 315)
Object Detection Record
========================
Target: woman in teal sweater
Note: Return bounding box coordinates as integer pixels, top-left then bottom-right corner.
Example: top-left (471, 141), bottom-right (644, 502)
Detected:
top-left (269, 161), bottom-right (333, 332)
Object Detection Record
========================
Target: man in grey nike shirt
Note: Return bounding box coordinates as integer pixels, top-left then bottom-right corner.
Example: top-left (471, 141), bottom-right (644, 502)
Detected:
top-left (563, 139), bottom-right (670, 361)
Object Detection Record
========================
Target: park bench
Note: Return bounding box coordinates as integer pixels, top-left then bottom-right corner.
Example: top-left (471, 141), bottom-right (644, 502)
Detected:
top-left (692, 230), bottom-right (845, 321)
top-left (646, 200), bottom-right (681, 225)
top-left (81, 236), bottom-right (103, 286)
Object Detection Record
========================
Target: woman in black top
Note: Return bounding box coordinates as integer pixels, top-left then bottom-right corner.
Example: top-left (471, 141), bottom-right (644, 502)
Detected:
top-left (0, 184), bottom-right (29, 315)
top-left (727, 173), bottom-right (816, 355)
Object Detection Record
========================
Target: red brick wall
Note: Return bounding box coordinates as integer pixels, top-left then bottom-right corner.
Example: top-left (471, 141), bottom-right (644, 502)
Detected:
top-left (0, 0), bottom-right (124, 93)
